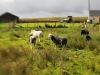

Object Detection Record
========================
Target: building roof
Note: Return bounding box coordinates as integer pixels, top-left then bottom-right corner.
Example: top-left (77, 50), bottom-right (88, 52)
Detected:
top-left (90, 10), bottom-right (100, 16)
top-left (0, 12), bottom-right (19, 18)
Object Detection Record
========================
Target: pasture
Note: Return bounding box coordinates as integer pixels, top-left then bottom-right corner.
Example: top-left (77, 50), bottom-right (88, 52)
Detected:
top-left (0, 22), bottom-right (100, 75)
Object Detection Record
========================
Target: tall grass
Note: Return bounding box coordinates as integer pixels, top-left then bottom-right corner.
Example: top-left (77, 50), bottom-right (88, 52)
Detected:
top-left (1, 47), bottom-right (100, 75)
top-left (0, 23), bottom-right (100, 75)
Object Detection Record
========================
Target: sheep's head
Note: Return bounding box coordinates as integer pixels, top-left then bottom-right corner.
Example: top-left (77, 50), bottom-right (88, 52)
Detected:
top-left (31, 30), bottom-right (35, 33)
top-left (48, 34), bottom-right (53, 39)
top-left (30, 30), bottom-right (35, 35)
top-left (29, 33), bottom-right (33, 36)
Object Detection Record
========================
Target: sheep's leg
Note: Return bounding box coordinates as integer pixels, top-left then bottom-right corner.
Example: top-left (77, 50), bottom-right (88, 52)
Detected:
top-left (61, 43), bottom-right (63, 50)
top-left (54, 45), bottom-right (57, 49)
top-left (34, 41), bottom-right (36, 47)
top-left (38, 36), bottom-right (41, 42)
top-left (29, 39), bottom-right (33, 49)
top-left (30, 43), bottom-right (36, 49)
top-left (38, 38), bottom-right (40, 42)
top-left (62, 45), bottom-right (65, 50)
top-left (62, 44), bottom-right (66, 50)
top-left (39, 33), bottom-right (43, 42)
top-left (30, 43), bottom-right (33, 49)
top-left (39, 37), bottom-right (43, 42)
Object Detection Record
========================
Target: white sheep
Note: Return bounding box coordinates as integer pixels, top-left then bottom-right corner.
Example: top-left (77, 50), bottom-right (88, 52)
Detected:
top-left (29, 35), bottom-right (36, 49)
top-left (48, 34), bottom-right (67, 50)
top-left (30, 30), bottom-right (43, 42)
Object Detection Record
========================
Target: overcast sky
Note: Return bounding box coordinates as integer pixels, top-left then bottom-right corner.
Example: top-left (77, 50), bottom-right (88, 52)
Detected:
top-left (0, 0), bottom-right (100, 18)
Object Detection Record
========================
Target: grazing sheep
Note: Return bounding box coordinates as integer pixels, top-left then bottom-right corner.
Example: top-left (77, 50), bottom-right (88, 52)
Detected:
top-left (29, 34), bottom-right (36, 49)
top-left (48, 34), bottom-right (67, 50)
top-left (30, 30), bottom-right (43, 42)
top-left (86, 35), bottom-right (91, 41)
top-left (81, 30), bottom-right (89, 35)
top-left (87, 20), bottom-right (90, 23)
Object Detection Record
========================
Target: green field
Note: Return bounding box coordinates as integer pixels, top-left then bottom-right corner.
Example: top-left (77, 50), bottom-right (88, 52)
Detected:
top-left (0, 22), bottom-right (100, 75)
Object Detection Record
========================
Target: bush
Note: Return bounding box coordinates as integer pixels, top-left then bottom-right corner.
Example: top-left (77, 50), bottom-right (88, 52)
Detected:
top-left (45, 24), bottom-right (52, 28)
top-left (10, 32), bottom-right (20, 38)
top-left (93, 22), bottom-right (100, 27)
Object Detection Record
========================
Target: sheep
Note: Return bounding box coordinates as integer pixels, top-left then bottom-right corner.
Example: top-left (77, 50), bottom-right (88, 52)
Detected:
top-left (87, 19), bottom-right (90, 23)
top-left (86, 35), bottom-right (91, 41)
top-left (83, 21), bottom-right (87, 28)
top-left (30, 30), bottom-right (43, 42)
top-left (48, 34), bottom-right (67, 50)
top-left (81, 30), bottom-right (89, 35)
top-left (29, 34), bottom-right (36, 49)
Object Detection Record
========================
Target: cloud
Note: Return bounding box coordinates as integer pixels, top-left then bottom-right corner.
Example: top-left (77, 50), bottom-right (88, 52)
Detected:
top-left (0, 0), bottom-right (100, 18)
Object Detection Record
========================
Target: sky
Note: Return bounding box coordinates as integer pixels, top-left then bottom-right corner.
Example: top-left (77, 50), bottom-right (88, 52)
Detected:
top-left (0, 0), bottom-right (100, 18)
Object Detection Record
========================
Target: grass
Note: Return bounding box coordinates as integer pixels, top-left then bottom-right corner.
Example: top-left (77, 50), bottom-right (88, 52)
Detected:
top-left (0, 22), bottom-right (100, 75)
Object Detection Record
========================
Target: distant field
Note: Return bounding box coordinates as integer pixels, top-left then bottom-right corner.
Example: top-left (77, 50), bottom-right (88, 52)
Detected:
top-left (0, 22), bottom-right (83, 28)
top-left (19, 16), bottom-right (88, 23)
top-left (20, 16), bottom-right (87, 20)
top-left (0, 17), bottom-right (88, 27)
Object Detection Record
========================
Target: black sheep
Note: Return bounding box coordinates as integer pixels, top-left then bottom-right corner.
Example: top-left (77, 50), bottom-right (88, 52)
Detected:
top-left (86, 35), bottom-right (91, 41)
top-left (81, 30), bottom-right (89, 35)
top-left (48, 34), bottom-right (67, 49)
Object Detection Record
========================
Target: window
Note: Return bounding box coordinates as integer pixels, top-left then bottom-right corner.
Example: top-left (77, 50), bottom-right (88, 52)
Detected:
top-left (93, 17), bottom-right (95, 20)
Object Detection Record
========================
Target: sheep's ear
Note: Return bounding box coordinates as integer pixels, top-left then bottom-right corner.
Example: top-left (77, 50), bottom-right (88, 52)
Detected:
top-left (31, 30), bottom-right (33, 32)
top-left (33, 30), bottom-right (35, 31)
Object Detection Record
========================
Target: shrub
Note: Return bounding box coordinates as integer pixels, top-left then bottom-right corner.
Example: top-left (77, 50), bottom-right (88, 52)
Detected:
top-left (45, 24), bottom-right (52, 28)
top-left (10, 32), bottom-right (20, 38)
top-left (93, 22), bottom-right (100, 27)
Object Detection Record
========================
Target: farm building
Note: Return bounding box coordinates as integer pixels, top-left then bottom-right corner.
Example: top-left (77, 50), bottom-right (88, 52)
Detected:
top-left (0, 12), bottom-right (19, 23)
top-left (89, 10), bottom-right (100, 23)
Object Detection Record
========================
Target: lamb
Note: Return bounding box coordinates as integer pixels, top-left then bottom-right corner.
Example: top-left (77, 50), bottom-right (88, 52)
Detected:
top-left (30, 30), bottom-right (43, 42)
top-left (48, 34), bottom-right (67, 50)
top-left (29, 34), bottom-right (36, 49)
top-left (81, 30), bottom-right (89, 35)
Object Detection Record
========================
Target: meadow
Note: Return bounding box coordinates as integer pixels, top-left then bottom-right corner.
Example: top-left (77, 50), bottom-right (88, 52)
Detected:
top-left (0, 22), bottom-right (100, 75)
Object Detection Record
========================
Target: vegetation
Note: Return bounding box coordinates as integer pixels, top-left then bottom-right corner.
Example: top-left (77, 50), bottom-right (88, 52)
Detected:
top-left (0, 22), bottom-right (100, 75)
top-left (19, 17), bottom-right (87, 23)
